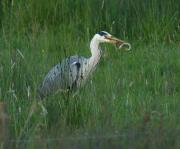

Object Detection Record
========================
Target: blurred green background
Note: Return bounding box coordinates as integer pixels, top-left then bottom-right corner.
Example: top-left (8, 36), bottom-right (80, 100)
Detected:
top-left (0, 0), bottom-right (179, 148)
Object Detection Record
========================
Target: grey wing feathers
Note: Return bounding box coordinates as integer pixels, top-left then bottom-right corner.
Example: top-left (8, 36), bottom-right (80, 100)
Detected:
top-left (38, 55), bottom-right (87, 98)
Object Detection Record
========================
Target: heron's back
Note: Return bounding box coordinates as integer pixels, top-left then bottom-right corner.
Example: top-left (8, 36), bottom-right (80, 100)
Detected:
top-left (38, 55), bottom-right (87, 98)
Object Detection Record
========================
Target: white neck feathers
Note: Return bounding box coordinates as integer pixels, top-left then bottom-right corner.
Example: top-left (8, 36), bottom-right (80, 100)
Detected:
top-left (89, 37), bottom-right (101, 69)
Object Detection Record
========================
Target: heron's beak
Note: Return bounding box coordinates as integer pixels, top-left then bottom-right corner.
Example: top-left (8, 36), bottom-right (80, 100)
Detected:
top-left (105, 36), bottom-right (131, 50)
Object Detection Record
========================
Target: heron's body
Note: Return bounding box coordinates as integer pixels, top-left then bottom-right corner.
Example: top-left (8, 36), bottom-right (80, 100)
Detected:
top-left (38, 31), bottom-right (130, 98)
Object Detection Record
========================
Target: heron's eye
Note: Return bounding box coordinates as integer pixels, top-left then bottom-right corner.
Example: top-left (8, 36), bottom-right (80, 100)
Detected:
top-left (97, 31), bottom-right (107, 36)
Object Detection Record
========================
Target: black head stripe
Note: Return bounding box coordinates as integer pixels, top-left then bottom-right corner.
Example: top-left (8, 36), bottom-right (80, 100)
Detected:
top-left (97, 31), bottom-right (108, 36)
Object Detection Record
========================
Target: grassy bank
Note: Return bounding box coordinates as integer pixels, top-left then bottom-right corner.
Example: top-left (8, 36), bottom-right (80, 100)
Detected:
top-left (0, 0), bottom-right (179, 148)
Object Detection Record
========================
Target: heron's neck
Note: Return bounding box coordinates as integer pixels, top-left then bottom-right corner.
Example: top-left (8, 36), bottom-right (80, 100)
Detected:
top-left (89, 38), bottom-right (101, 68)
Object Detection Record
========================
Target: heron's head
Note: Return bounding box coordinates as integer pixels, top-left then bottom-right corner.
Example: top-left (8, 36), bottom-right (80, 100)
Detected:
top-left (95, 31), bottom-right (131, 50)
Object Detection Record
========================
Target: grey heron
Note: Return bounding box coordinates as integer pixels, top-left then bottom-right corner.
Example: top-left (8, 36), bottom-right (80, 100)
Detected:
top-left (38, 31), bottom-right (131, 98)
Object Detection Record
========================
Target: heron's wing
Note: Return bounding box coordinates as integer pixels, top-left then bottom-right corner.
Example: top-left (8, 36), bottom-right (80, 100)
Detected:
top-left (68, 55), bottom-right (86, 65)
top-left (38, 55), bottom-right (87, 98)
top-left (68, 55), bottom-right (87, 89)
top-left (38, 62), bottom-right (65, 98)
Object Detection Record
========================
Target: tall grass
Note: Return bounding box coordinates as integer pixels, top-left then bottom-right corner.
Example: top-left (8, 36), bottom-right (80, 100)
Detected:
top-left (1, 0), bottom-right (179, 41)
top-left (0, 0), bottom-right (180, 148)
